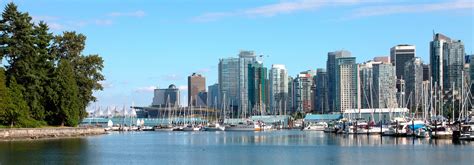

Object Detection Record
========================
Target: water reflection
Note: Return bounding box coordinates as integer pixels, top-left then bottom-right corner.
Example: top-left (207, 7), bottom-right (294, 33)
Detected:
top-left (0, 130), bottom-right (473, 165)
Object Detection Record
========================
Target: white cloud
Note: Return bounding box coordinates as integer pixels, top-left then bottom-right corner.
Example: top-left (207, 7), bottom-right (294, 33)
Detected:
top-left (32, 15), bottom-right (59, 22)
top-left (48, 22), bottom-right (65, 30)
top-left (108, 10), bottom-right (146, 17)
top-left (134, 86), bottom-right (156, 93)
top-left (192, 0), bottom-right (372, 22)
top-left (350, 0), bottom-right (474, 18)
top-left (95, 19), bottom-right (114, 26)
top-left (193, 0), bottom-right (473, 22)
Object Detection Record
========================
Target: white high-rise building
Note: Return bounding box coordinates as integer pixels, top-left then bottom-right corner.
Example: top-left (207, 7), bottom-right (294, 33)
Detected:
top-left (269, 64), bottom-right (288, 115)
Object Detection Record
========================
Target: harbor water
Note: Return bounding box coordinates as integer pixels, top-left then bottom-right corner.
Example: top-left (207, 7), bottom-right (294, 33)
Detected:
top-left (1, 130), bottom-right (473, 164)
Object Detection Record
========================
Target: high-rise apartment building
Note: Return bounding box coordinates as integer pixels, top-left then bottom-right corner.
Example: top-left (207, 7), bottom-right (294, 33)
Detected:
top-left (335, 57), bottom-right (358, 112)
top-left (373, 63), bottom-right (397, 108)
top-left (327, 50), bottom-right (351, 112)
top-left (269, 64), bottom-right (289, 115)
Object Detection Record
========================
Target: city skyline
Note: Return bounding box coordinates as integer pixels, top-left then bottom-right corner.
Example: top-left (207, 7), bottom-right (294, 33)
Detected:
top-left (3, 0), bottom-right (472, 109)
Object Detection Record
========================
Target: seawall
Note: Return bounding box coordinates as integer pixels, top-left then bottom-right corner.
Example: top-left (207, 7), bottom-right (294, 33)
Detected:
top-left (0, 127), bottom-right (106, 141)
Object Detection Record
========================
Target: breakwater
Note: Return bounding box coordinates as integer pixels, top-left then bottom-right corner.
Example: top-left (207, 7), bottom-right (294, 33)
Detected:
top-left (0, 127), bottom-right (105, 140)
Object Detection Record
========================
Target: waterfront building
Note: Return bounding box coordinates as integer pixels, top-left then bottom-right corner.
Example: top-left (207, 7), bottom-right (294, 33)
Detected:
top-left (391, 44), bottom-right (415, 80)
top-left (152, 84), bottom-right (180, 107)
top-left (373, 63), bottom-right (397, 108)
top-left (218, 50), bottom-right (257, 117)
top-left (404, 57), bottom-right (424, 110)
top-left (287, 76), bottom-right (295, 113)
top-left (359, 60), bottom-right (381, 109)
top-left (430, 33), bottom-right (465, 94)
top-left (207, 83), bottom-right (219, 109)
top-left (269, 64), bottom-right (289, 115)
top-left (248, 62), bottom-right (268, 116)
top-left (335, 57), bottom-right (358, 112)
top-left (327, 50), bottom-right (351, 112)
top-left (314, 68), bottom-right (328, 114)
top-left (188, 73), bottom-right (206, 107)
top-left (294, 70), bottom-right (316, 113)
top-left (218, 56), bottom-right (240, 114)
top-left (238, 51), bottom-right (257, 116)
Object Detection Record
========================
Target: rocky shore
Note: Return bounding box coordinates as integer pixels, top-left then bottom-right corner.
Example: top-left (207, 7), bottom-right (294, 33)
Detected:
top-left (0, 127), bottom-right (106, 141)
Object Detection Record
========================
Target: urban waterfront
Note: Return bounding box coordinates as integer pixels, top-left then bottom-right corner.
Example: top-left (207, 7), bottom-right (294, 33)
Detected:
top-left (1, 131), bottom-right (473, 165)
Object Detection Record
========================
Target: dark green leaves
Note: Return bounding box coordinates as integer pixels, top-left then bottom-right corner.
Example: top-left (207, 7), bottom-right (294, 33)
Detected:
top-left (0, 3), bottom-right (105, 127)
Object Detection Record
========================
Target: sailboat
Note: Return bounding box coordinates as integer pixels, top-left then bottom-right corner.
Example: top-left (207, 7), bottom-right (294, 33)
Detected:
top-left (205, 96), bottom-right (225, 131)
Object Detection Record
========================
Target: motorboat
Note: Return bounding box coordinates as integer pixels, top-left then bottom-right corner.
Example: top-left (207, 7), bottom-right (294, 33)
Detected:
top-left (225, 121), bottom-right (261, 131)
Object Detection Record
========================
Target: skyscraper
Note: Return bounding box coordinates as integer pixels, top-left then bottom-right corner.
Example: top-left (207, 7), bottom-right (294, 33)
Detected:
top-left (269, 64), bottom-right (289, 115)
top-left (327, 50), bottom-right (351, 112)
top-left (335, 57), bottom-right (358, 112)
top-left (238, 51), bottom-right (257, 116)
top-left (248, 62), bottom-right (268, 116)
top-left (294, 70), bottom-right (316, 113)
top-left (287, 76), bottom-right (294, 113)
top-left (391, 44), bottom-right (415, 80)
top-left (188, 73), bottom-right (206, 107)
top-left (373, 63), bottom-right (397, 108)
top-left (207, 83), bottom-right (219, 109)
top-left (314, 68), bottom-right (328, 114)
top-left (218, 50), bottom-right (257, 116)
top-left (218, 57), bottom-right (240, 114)
top-left (359, 60), bottom-right (381, 109)
top-left (430, 33), bottom-right (465, 92)
top-left (404, 57), bottom-right (424, 110)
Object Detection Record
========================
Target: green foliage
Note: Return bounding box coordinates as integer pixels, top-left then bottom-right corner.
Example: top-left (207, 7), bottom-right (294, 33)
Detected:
top-left (51, 32), bottom-right (105, 119)
top-left (2, 77), bottom-right (30, 127)
top-left (46, 60), bottom-right (81, 126)
top-left (0, 68), bottom-right (7, 122)
top-left (0, 3), bottom-right (105, 127)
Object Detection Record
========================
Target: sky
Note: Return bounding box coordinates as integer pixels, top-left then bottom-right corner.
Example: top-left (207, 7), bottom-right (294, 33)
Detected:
top-left (1, 0), bottom-right (473, 111)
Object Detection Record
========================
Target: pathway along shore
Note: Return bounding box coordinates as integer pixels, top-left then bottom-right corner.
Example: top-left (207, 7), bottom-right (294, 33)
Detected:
top-left (0, 127), bottom-right (106, 141)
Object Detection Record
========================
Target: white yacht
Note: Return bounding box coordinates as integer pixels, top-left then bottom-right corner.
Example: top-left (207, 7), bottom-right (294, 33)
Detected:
top-left (225, 121), bottom-right (262, 131)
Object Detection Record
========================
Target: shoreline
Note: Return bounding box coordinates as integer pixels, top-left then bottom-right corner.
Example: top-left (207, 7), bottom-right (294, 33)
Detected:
top-left (0, 127), bottom-right (106, 141)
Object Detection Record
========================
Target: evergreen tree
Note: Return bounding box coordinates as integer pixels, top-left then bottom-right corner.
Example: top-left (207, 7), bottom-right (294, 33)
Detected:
top-left (0, 3), bottom-right (104, 127)
top-left (0, 3), bottom-right (47, 122)
top-left (51, 60), bottom-right (81, 126)
top-left (0, 68), bottom-right (7, 123)
top-left (51, 32), bottom-right (104, 118)
top-left (2, 77), bottom-right (30, 127)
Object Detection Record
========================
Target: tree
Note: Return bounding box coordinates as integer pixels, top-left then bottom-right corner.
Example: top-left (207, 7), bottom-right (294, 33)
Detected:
top-left (51, 32), bottom-right (104, 118)
top-left (0, 68), bottom-right (7, 123)
top-left (2, 77), bottom-right (30, 127)
top-left (49, 60), bottom-right (82, 126)
top-left (0, 3), bottom-right (104, 127)
top-left (0, 3), bottom-right (50, 122)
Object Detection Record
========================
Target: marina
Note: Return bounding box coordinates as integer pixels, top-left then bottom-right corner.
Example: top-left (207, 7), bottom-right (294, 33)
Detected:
top-left (0, 130), bottom-right (473, 164)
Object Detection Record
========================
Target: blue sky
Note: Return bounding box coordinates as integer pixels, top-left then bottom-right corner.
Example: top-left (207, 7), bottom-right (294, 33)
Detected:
top-left (2, 0), bottom-right (473, 110)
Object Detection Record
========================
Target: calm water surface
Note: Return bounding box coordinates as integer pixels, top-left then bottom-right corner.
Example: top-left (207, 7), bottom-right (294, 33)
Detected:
top-left (1, 130), bottom-right (473, 165)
